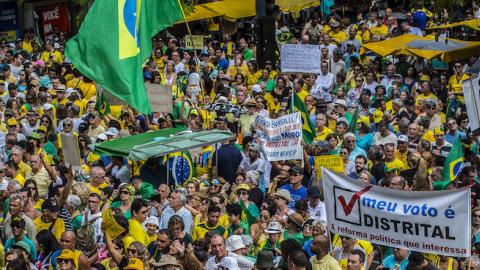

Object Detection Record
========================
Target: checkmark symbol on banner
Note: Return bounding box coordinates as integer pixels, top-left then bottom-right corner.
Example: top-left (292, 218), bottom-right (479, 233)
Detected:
top-left (337, 186), bottom-right (373, 216)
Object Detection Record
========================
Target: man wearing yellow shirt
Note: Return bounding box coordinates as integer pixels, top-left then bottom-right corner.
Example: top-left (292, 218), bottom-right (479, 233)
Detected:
top-left (294, 78), bottom-right (309, 102)
top-left (315, 113), bottom-right (333, 141)
top-left (395, 135), bottom-right (411, 168)
top-left (87, 166), bottom-right (108, 195)
top-left (11, 146), bottom-right (31, 178)
top-left (128, 198), bottom-right (150, 246)
top-left (311, 234), bottom-right (342, 270)
top-left (192, 205), bottom-right (227, 241)
top-left (369, 17), bottom-right (388, 39)
top-left (415, 81), bottom-right (438, 105)
top-left (448, 62), bottom-right (470, 102)
top-left (34, 198), bottom-right (65, 240)
top-left (329, 21), bottom-right (347, 45)
top-left (384, 144), bottom-right (407, 172)
top-left (40, 41), bottom-right (64, 65)
top-left (5, 160), bottom-right (26, 186)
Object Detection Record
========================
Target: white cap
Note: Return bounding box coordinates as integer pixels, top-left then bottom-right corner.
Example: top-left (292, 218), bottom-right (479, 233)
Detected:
top-left (252, 84), bottom-right (262, 93)
top-left (43, 103), bottom-right (53, 110)
top-left (226, 235), bottom-right (246, 252)
top-left (97, 133), bottom-right (108, 141)
top-left (144, 216), bottom-right (159, 228)
top-left (65, 88), bottom-right (79, 98)
top-left (398, 135), bottom-right (409, 143)
top-left (105, 127), bottom-right (119, 137)
top-left (216, 257), bottom-right (240, 270)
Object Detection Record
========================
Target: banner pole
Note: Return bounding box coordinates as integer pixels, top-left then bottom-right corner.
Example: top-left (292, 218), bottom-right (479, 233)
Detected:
top-left (178, 0), bottom-right (210, 128)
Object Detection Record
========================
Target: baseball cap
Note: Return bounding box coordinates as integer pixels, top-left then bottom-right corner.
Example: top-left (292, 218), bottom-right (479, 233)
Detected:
top-left (307, 186), bottom-right (321, 199)
top-left (252, 84), bottom-right (263, 94)
top-left (237, 183), bottom-right (250, 191)
top-left (289, 166), bottom-right (304, 175)
top-left (124, 258), bottom-right (144, 270)
top-left (105, 127), bottom-right (119, 137)
top-left (41, 198), bottom-right (58, 212)
top-left (398, 135), bottom-right (409, 143)
top-left (11, 217), bottom-right (26, 229)
top-left (97, 133), bottom-right (108, 141)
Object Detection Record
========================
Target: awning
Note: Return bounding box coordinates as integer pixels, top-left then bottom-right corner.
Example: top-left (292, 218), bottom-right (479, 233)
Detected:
top-left (427, 19), bottom-right (480, 31)
top-left (90, 128), bottom-right (235, 161)
top-left (178, 0), bottom-right (320, 23)
top-left (360, 34), bottom-right (480, 62)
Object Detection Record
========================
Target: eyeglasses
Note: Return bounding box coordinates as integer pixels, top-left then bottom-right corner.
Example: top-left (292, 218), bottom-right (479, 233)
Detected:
top-left (63, 123), bottom-right (72, 127)
top-left (127, 248), bottom-right (138, 254)
top-left (455, 65), bottom-right (462, 68)
top-left (88, 200), bottom-right (99, 204)
top-left (120, 190), bottom-right (130, 195)
top-left (290, 173), bottom-right (301, 177)
top-left (238, 191), bottom-right (249, 196)
top-left (474, 214), bottom-right (480, 218)
top-left (346, 140), bottom-right (355, 143)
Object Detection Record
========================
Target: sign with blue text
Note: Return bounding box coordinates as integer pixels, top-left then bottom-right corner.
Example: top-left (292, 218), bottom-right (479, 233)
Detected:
top-left (322, 168), bottom-right (471, 257)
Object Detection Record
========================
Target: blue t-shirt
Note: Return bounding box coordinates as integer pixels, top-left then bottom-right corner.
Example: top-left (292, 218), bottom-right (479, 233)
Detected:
top-left (382, 254), bottom-right (409, 270)
top-left (303, 239), bottom-right (314, 258)
top-left (280, 184), bottom-right (308, 209)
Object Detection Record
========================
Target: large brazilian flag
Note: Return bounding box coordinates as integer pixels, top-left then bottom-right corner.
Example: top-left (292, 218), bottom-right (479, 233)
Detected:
top-left (66, 0), bottom-right (184, 114)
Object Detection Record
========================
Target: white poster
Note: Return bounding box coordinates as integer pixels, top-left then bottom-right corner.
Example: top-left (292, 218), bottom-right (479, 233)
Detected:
top-left (255, 112), bottom-right (303, 161)
top-left (462, 76), bottom-right (480, 132)
top-left (322, 168), bottom-right (471, 257)
top-left (145, 83), bottom-right (173, 113)
top-left (280, 44), bottom-right (321, 74)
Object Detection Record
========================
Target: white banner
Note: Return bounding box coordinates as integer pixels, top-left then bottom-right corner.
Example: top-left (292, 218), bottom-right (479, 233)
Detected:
top-left (280, 44), bottom-right (321, 74)
top-left (255, 112), bottom-right (303, 161)
top-left (322, 168), bottom-right (471, 257)
top-left (462, 76), bottom-right (480, 132)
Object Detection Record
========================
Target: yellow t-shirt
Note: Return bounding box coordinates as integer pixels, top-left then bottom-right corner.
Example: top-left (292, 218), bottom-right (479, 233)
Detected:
top-left (18, 161), bottom-right (32, 178)
top-left (385, 158), bottom-right (408, 171)
top-left (87, 182), bottom-right (108, 195)
top-left (40, 50), bottom-right (64, 65)
top-left (315, 127), bottom-right (333, 141)
top-left (329, 31), bottom-right (348, 45)
top-left (192, 222), bottom-right (227, 241)
top-left (370, 24), bottom-right (388, 37)
top-left (128, 219), bottom-right (150, 246)
top-left (34, 216), bottom-right (65, 240)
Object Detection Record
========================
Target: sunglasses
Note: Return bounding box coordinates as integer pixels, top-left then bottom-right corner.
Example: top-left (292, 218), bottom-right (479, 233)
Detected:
top-left (127, 248), bottom-right (138, 254)
top-left (238, 191), bottom-right (249, 196)
top-left (120, 190), bottom-right (130, 195)
top-left (58, 259), bottom-right (72, 264)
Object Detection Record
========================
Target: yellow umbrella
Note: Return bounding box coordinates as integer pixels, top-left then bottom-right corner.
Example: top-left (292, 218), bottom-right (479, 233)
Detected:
top-left (360, 34), bottom-right (480, 62)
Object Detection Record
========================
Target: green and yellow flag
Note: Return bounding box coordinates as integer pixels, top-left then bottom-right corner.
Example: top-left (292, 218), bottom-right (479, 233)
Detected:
top-left (65, 0), bottom-right (184, 114)
top-left (434, 138), bottom-right (463, 190)
top-left (94, 89), bottom-right (111, 115)
top-left (291, 92), bottom-right (316, 144)
top-left (347, 107), bottom-right (359, 134)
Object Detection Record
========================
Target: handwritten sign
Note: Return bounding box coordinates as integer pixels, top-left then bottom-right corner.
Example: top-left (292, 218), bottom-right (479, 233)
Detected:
top-left (255, 112), bottom-right (303, 161)
top-left (102, 208), bottom-right (126, 239)
top-left (184, 35), bottom-right (204, 50)
top-left (314, 155), bottom-right (344, 178)
top-left (280, 44), bottom-right (321, 74)
top-left (60, 133), bottom-right (82, 171)
top-left (145, 83), bottom-right (173, 113)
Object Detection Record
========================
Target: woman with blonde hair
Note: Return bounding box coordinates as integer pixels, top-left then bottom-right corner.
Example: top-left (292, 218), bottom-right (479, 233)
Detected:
top-left (103, 184), bottom-right (134, 219)
top-left (71, 182), bottom-right (90, 208)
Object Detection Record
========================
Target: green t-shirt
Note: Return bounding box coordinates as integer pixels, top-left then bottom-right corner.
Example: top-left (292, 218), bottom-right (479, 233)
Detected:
top-left (71, 214), bottom-right (83, 232)
top-left (283, 229), bottom-right (305, 245)
top-left (227, 220), bottom-right (250, 237)
top-left (110, 201), bottom-right (132, 220)
top-left (242, 48), bottom-right (254, 61)
top-left (139, 182), bottom-right (155, 200)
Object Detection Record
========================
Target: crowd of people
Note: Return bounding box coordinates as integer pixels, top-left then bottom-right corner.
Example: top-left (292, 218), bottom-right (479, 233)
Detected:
top-left (0, 0), bottom-right (480, 270)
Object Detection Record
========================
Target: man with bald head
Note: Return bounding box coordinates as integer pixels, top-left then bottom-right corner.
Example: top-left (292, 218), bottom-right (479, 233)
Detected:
top-left (205, 234), bottom-right (228, 270)
top-left (310, 235), bottom-right (341, 270)
top-left (50, 230), bottom-right (91, 270)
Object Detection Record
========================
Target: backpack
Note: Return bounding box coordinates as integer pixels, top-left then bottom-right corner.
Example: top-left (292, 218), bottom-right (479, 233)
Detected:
top-left (75, 211), bottom-right (100, 254)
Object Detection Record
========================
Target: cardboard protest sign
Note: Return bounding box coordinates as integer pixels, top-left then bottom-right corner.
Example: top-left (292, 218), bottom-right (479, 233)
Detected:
top-left (184, 35), bottom-right (204, 50)
top-left (145, 83), bottom-right (173, 113)
top-left (462, 76), bottom-right (480, 132)
top-left (322, 168), bottom-right (471, 257)
top-left (95, 83), bottom-right (125, 106)
top-left (314, 155), bottom-right (344, 178)
top-left (280, 44), bottom-right (321, 74)
top-left (102, 208), bottom-right (125, 239)
top-left (60, 133), bottom-right (82, 171)
top-left (255, 112), bottom-right (303, 161)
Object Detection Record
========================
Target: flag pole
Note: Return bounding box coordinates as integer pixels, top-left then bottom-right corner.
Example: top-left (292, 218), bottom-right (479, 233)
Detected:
top-left (177, 0), bottom-right (210, 128)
